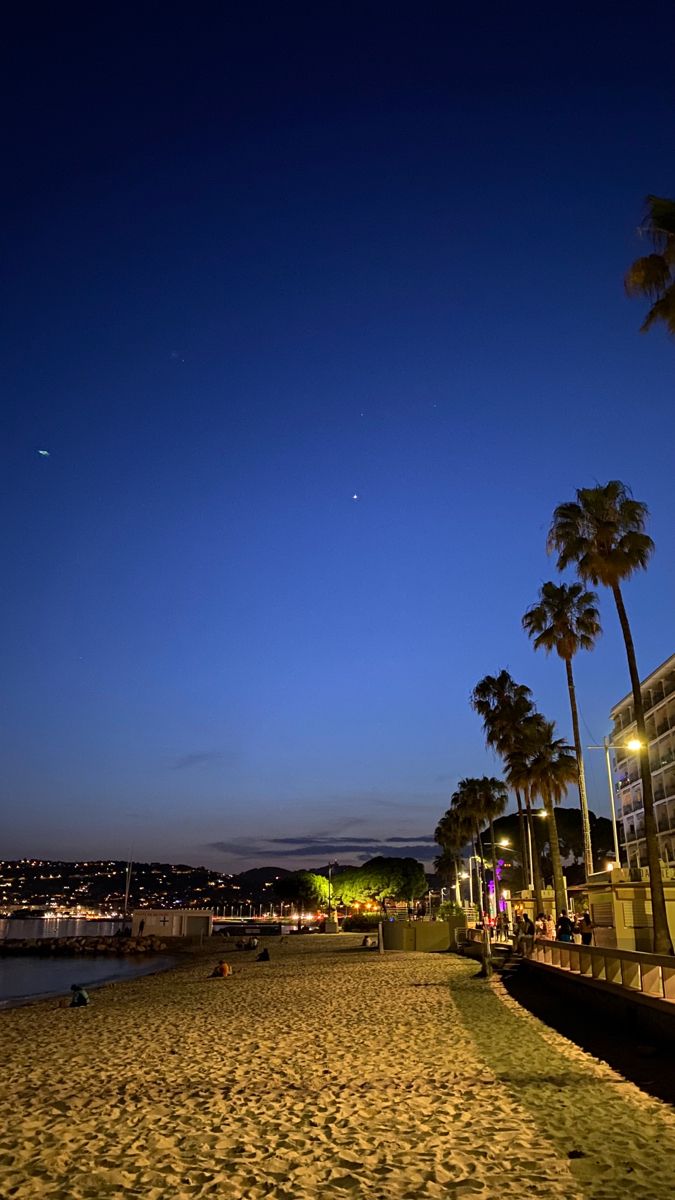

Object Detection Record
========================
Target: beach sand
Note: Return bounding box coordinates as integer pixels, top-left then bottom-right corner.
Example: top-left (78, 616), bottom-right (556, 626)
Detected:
top-left (2, 935), bottom-right (675, 1199)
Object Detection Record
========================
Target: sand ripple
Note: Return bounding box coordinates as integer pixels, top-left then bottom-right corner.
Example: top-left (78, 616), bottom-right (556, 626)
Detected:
top-left (1, 937), bottom-right (675, 1198)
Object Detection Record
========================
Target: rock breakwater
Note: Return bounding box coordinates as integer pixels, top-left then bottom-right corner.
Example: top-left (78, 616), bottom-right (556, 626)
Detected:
top-left (0, 934), bottom-right (167, 956)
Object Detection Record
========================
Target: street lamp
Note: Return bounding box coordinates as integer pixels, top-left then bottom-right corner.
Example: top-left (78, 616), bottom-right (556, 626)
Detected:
top-left (326, 860), bottom-right (337, 929)
top-left (587, 737), bottom-right (642, 867)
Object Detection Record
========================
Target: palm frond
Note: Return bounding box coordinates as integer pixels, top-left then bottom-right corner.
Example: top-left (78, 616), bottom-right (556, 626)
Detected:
top-left (624, 254), bottom-right (670, 299)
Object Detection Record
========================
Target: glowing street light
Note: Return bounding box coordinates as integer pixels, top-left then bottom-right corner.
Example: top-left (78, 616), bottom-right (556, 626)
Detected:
top-left (586, 736), bottom-right (645, 867)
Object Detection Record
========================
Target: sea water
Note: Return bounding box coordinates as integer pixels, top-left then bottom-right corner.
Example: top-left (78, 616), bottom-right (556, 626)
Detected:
top-left (0, 954), bottom-right (175, 1009)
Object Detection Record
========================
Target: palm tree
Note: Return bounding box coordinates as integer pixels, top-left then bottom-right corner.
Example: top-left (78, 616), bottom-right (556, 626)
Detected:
top-left (471, 672), bottom-right (532, 888)
top-left (503, 714), bottom-right (547, 916)
top-left (522, 581), bottom-right (601, 879)
top-left (625, 195), bottom-right (675, 334)
top-left (449, 776), bottom-right (509, 919)
top-left (526, 721), bottom-right (578, 917)
top-left (549, 481), bottom-right (674, 954)
top-left (434, 808), bottom-right (472, 905)
top-left (475, 776), bottom-right (509, 917)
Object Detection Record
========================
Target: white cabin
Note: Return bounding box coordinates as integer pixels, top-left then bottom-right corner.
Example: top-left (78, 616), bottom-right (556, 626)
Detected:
top-left (131, 909), bottom-right (213, 938)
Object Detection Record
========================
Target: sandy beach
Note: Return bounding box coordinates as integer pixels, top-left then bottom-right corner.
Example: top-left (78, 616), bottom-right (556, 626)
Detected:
top-left (2, 935), bottom-right (675, 1199)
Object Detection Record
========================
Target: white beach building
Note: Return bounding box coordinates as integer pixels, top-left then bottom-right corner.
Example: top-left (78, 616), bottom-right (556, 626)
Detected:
top-left (131, 909), bottom-right (213, 938)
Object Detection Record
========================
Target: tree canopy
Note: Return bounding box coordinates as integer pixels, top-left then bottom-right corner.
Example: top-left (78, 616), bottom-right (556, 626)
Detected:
top-left (276, 858), bottom-right (427, 911)
top-left (273, 871), bottom-right (328, 908)
top-left (625, 195), bottom-right (675, 334)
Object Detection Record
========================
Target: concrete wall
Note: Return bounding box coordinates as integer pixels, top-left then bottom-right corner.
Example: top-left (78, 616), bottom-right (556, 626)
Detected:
top-left (382, 919), bottom-right (464, 952)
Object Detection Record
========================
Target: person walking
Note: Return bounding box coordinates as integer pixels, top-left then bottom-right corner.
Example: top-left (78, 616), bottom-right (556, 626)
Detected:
top-left (580, 911), bottom-right (595, 946)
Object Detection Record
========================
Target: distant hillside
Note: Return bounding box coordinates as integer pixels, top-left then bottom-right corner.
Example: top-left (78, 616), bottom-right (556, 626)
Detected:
top-left (0, 859), bottom-right (293, 913)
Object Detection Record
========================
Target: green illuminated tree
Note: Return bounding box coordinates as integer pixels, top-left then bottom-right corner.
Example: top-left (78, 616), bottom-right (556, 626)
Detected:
top-left (358, 857), bottom-right (427, 913)
top-left (329, 867), bottom-right (369, 906)
top-left (273, 871), bottom-right (328, 923)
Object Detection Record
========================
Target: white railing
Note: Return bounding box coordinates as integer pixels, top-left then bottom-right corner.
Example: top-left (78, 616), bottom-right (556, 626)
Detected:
top-left (529, 939), bottom-right (675, 1004)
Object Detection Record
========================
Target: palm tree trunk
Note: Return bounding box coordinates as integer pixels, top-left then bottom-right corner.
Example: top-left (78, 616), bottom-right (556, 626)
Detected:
top-left (489, 817), bottom-right (500, 918)
top-left (515, 788), bottom-right (529, 892)
top-left (475, 823), bottom-right (490, 915)
top-left (544, 787), bottom-right (566, 916)
top-left (612, 584), bottom-right (673, 955)
top-left (524, 786), bottom-right (544, 915)
top-left (453, 856), bottom-right (461, 905)
top-left (564, 656), bottom-right (593, 878)
top-left (474, 824), bottom-right (492, 977)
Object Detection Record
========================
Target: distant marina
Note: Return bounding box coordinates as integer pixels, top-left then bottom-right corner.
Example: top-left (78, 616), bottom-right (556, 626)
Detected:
top-left (0, 916), bottom-right (124, 942)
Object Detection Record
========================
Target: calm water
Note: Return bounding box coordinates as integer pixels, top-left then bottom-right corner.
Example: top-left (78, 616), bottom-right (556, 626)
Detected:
top-left (0, 917), bottom-right (123, 940)
top-left (0, 955), bottom-right (175, 1009)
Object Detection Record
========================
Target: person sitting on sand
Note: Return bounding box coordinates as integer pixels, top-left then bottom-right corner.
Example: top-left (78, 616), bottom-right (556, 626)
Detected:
top-left (69, 984), bottom-right (90, 1008)
top-left (256, 947), bottom-right (270, 962)
top-left (210, 960), bottom-right (232, 978)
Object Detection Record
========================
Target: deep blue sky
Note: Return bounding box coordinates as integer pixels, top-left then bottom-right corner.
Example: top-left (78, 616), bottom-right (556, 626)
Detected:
top-left (2, 3), bottom-right (674, 871)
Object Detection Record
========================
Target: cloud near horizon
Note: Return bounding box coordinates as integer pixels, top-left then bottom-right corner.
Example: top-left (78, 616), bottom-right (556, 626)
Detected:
top-left (206, 834), bottom-right (438, 863)
top-left (170, 751), bottom-right (230, 771)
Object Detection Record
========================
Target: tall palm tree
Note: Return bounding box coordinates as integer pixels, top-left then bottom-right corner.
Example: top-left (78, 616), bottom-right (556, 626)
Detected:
top-left (471, 672), bottom-right (532, 888)
top-left (526, 721), bottom-right (578, 916)
top-left (522, 581), bottom-right (601, 879)
top-left (625, 195), bottom-right (675, 334)
top-left (503, 714), bottom-right (547, 916)
top-left (433, 849), bottom-right (457, 903)
top-left (549, 481), bottom-right (674, 954)
top-left (434, 807), bottom-right (472, 905)
top-left (449, 776), bottom-right (509, 918)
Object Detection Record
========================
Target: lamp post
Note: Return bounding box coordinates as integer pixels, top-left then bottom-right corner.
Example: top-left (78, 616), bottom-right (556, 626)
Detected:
top-left (326, 860), bottom-right (338, 932)
top-left (587, 737), bottom-right (642, 868)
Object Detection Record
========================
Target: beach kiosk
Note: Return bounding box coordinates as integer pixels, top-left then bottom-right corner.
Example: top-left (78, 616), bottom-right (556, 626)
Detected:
top-left (131, 909), bottom-right (213, 938)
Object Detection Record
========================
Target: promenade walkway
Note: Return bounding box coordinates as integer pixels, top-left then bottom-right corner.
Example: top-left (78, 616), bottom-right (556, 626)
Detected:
top-left (2, 936), bottom-right (675, 1198)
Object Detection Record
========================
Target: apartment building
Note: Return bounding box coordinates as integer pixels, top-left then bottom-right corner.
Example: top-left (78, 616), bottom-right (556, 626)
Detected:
top-left (610, 652), bottom-right (675, 870)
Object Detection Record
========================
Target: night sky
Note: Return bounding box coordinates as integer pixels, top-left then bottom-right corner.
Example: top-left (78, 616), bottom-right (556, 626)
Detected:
top-left (2, 3), bottom-right (675, 872)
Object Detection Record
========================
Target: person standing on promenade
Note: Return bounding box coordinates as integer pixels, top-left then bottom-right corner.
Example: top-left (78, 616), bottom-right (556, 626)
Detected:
top-left (544, 913), bottom-right (555, 939)
top-left (556, 911), bottom-right (574, 943)
top-left (580, 911), bottom-right (594, 946)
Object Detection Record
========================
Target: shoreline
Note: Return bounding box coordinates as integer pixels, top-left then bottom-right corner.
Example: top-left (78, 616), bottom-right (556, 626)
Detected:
top-left (0, 951), bottom-right (182, 1012)
top-left (3, 937), bottom-right (675, 1198)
